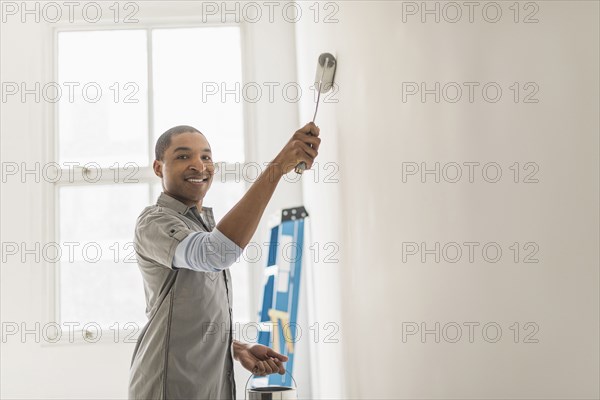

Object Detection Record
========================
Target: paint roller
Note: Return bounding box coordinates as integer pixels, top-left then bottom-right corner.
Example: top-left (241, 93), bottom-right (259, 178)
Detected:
top-left (294, 52), bottom-right (337, 175)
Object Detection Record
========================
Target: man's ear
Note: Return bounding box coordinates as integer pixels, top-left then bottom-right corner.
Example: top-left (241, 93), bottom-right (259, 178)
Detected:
top-left (153, 160), bottom-right (163, 178)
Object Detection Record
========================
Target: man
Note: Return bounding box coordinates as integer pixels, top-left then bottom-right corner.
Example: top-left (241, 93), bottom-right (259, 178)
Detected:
top-left (129, 122), bottom-right (321, 399)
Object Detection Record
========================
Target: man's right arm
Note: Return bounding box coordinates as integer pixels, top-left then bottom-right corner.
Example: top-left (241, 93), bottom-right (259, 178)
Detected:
top-left (216, 122), bottom-right (321, 249)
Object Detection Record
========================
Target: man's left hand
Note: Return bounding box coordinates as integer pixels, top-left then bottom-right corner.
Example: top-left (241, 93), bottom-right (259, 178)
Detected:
top-left (234, 343), bottom-right (288, 376)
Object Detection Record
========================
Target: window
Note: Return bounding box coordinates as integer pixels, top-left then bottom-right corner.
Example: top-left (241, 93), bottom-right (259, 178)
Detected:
top-left (55, 25), bottom-right (251, 334)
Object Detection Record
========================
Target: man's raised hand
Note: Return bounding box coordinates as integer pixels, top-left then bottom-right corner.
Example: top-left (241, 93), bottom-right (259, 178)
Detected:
top-left (272, 122), bottom-right (321, 175)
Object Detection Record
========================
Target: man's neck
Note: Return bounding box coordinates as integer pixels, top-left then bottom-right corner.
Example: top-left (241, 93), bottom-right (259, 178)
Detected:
top-left (164, 191), bottom-right (202, 210)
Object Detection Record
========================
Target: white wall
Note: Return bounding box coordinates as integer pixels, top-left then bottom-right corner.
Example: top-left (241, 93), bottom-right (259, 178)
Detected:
top-left (295, 1), bottom-right (599, 399)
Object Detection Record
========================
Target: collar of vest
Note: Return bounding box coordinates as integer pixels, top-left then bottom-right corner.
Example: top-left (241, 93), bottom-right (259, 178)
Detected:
top-left (157, 192), bottom-right (213, 219)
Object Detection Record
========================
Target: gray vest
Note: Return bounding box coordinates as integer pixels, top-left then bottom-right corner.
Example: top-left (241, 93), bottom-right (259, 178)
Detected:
top-left (129, 193), bottom-right (236, 399)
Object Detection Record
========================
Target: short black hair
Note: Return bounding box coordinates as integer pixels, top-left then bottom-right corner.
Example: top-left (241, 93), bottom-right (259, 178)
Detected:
top-left (155, 125), bottom-right (204, 161)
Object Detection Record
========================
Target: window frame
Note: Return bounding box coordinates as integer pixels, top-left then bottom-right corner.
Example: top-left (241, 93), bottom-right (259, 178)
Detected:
top-left (43, 18), bottom-right (258, 345)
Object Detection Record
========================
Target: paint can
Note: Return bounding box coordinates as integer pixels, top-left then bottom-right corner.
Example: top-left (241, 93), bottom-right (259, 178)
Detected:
top-left (245, 372), bottom-right (297, 400)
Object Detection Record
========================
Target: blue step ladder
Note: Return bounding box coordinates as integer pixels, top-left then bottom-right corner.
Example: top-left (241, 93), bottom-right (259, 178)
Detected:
top-left (256, 206), bottom-right (309, 387)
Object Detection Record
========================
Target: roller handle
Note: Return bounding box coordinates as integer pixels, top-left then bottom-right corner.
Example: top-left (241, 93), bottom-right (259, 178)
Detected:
top-left (294, 162), bottom-right (307, 175)
top-left (296, 56), bottom-right (331, 175)
top-left (294, 112), bottom-right (319, 175)
top-left (294, 128), bottom-right (316, 174)
top-left (294, 156), bottom-right (309, 174)
top-left (294, 115), bottom-right (317, 174)
top-left (294, 127), bottom-right (314, 174)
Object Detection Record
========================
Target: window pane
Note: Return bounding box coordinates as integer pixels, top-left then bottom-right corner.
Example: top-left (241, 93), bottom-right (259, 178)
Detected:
top-left (59, 184), bottom-right (149, 328)
top-left (58, 30), bottom-right (149, 167)
top-left (152, 27), bottom-right (245, 163)
top-left (203, 179), bottom-right (245, 223)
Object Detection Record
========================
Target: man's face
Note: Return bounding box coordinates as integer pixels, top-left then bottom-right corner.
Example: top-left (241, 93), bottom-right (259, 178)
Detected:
top-left (154, 131), bottom-right (215, 207)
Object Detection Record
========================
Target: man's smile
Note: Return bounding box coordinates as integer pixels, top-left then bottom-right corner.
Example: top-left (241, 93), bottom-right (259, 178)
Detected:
top-left (185, 175), bottom-right (210, 185)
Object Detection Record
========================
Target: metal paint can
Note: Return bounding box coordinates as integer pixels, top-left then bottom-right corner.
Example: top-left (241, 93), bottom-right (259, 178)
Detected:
top-left (245, 372), bottom-right (297, 400)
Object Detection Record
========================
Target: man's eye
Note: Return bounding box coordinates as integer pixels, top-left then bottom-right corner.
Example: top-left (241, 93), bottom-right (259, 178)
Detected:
top-left (203, 156), bottom-right (212, 161)
top-left (177, 155), bottom-right (189, 159)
